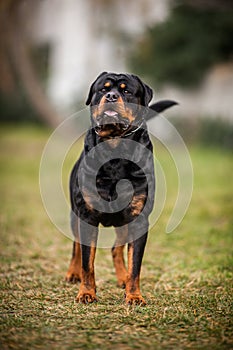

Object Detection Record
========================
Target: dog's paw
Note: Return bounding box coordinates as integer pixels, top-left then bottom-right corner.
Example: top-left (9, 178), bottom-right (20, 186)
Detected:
top-left (65, 273), bottom-right (81, 283)
top-left (65, 272), bottom-right (81, 283)
top-left (65, 261), bottom-right (81, 283)
top-left (117, 278), bottom-right (126, 289)
top-left (76, 289), bottom-right (98, 304)
top-left (116, 273), bottom-right (127, 289)
top-left (117, 281), bottom-right (126, 289)
top-left (125, 293), bottom-right (146, 306)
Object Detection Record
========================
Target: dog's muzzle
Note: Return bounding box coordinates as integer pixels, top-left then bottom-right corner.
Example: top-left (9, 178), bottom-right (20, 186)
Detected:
top-left (94, 100), bottom-right (130, 131)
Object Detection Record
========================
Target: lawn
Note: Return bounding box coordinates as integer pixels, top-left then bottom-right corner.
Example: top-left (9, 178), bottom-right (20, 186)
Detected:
top-left (0, 124), bottom-right (232, 349)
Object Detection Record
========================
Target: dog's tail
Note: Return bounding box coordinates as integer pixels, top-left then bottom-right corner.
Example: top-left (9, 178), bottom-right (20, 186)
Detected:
top-left (146, 100), bottom-right (178, 121)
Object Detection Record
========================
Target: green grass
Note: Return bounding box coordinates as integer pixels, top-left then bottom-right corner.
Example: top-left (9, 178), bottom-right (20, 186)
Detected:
top-left (0, 124), bottom-right (232, 349)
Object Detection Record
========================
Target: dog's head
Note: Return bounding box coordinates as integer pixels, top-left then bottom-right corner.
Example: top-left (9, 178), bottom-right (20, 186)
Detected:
top-left (86, 72), bottom-right (153, 138)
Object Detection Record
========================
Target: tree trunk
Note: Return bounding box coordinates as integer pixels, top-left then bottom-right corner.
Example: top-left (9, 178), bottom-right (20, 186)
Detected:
top-left (1, 0), bottom-right (61, 128)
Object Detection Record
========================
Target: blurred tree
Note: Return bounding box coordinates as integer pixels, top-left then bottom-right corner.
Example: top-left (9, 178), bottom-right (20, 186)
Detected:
top-left (0, 0), bottom-right (60, 127)
top-left (129, 2), bottom-right (233, 87)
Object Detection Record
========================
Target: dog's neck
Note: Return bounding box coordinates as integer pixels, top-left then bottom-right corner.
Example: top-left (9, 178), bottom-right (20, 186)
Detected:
top-left (92, 121), bottom-right (146, 148)
top-left (93, 120), bottom-right (144, 139)
top-left (88, 120), bottom-right (151, 151)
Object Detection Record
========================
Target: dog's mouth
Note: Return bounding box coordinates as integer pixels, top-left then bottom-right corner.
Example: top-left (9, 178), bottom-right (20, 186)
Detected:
top-left (91, 99), bottom-right (140, 138)
top-left (103, 109), bottom-right (119, 118)
top-left (94, 107), bottom-right (131, 137)
top-left (101, 109), bottom-right (128, 126)
top-left (94, 121), bottom-right (129, 138)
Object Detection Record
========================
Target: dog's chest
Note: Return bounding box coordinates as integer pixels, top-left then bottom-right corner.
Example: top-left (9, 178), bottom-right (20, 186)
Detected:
top-left (96, 159), bottom-right (145, 201)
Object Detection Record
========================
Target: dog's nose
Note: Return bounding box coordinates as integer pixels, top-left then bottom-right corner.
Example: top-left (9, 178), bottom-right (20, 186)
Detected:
top-left (105, 91), bottom-right (119, 102)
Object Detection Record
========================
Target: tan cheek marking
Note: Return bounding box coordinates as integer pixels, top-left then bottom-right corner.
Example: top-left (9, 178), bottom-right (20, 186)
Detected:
top-left (98, 95), bottom-right (107, 114)
top-left (116, 95), bottom-right (125, 105)
top-left (114, 96), bottom-right (135, 123)
top-left (92, 96), bottom-right (107, 119)
top-left (115, 96), bottom-right (126, 114)
top-left (125, 107), bottom-right (136, 123)
top-left (92, 106), bottom-right (99, 120)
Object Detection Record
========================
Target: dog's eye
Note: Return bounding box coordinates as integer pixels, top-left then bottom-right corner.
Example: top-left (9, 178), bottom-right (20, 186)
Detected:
top-left (101, 82), bottom-right (111, 93)
top-left (124, 90), bottom-right (130, 94)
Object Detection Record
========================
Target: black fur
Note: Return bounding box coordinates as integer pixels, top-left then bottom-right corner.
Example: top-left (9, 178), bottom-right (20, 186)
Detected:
top-left (67, 72), bottom-right (177, 304)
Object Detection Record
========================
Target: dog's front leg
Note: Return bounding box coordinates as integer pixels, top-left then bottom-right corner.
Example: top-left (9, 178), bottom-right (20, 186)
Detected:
top-left (76, 224), bottom-right (98, 304)
top-left (125, 232), bottom-right (148, 306)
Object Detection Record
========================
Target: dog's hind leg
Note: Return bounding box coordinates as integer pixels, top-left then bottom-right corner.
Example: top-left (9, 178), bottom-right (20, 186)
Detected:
top-left (65, 241), bottom-right (82, 283)
top-left (112, 226), bottom-right (128, 288)
top-left (65, 213), bottom-right (82, 283)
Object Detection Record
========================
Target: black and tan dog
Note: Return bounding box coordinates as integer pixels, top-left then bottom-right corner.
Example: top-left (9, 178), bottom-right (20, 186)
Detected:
top-left (66, 72), bottom-right (176, 305)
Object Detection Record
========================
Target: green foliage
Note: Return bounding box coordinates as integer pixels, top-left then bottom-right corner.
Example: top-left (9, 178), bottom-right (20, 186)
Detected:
top-left (199, 118), bottom-right (233, 149)
top-left (171, 117), bottom-right (233, 150)
top-left (30, 44), bottom-right (50, 84)
top-left (0, 44), bottom-right (50, 123)
top-left (0, 90), bottom-right (40, 123)
top-left (130, 4), bottom-right (233, 87)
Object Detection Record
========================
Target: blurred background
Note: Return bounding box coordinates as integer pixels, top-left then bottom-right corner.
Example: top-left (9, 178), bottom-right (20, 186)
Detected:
top-left (0, 0), bottom-right (233, 147)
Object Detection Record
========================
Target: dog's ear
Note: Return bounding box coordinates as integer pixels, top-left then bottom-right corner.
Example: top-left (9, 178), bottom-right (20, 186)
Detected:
top-left (86, 72), bottom-right (108, 105)
top-left (132, 74), bottom-right (153, 106)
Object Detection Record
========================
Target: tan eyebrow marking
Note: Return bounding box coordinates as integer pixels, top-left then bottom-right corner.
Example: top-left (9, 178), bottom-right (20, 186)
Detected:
top-left (120, 83), bottom-right (126, 89)
top-left (104, 82), bottom-right (111, 87)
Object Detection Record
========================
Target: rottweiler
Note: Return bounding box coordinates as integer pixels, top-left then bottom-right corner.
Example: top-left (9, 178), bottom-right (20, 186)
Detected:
top-left (66, 72), bottom-right (177, 305)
